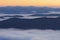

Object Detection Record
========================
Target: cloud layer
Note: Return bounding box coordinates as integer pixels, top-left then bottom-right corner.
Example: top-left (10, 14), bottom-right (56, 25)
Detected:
top-left (0, 29), bottom-right (60, 40)
top-left (0, 13), bottom-right (59, 21)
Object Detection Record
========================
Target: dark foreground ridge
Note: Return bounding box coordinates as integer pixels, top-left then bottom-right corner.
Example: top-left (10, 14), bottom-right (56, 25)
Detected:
top-left (0, 18), bottom-right (60, 30)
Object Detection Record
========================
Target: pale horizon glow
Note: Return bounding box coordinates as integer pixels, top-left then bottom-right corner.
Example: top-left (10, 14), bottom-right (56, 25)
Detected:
top-left (0, 0), bottom-right (60, 7)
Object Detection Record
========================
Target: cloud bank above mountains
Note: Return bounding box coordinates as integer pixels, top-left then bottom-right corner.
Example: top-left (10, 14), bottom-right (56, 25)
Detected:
top-left (0, 6), bottom-right (60, 14)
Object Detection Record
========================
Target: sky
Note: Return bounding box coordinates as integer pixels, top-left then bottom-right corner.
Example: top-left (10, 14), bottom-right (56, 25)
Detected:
top-left (0, 0), bottom-right (60, 7)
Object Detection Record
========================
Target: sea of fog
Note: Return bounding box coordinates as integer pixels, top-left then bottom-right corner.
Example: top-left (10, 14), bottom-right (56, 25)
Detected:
top-left (0, 28), bottom-right (60, 40)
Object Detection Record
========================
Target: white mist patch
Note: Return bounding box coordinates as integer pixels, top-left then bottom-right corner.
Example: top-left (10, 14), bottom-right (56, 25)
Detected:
top-left (18, 16), bottom-right (41, 19)
top-left (0, 14), bottom-right (34, 17)
top-left (42, 11), bottom-right (60, 15)
top-left (0, 29), bottom-right (60, 40)
top-left (46, 16), bottom-right (59, 18)
top-left (0, 17), bottom-right (13, 21)
top-left (0, 14), bottom-right (60, 21)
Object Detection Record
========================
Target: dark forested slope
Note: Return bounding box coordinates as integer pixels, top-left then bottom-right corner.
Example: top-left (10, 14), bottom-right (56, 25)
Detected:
top-left (0, 18), bottom-right (60, 30)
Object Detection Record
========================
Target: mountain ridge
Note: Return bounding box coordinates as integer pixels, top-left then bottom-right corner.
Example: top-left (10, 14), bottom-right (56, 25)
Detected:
top-left (0, 18), bottom-right (60, 30)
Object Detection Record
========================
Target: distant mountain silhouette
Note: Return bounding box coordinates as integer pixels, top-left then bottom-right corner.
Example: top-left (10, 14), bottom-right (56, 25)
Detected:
top-left (0, 18), bottom-right (60, 30)
top-left (0, 6), bottom-right (60, 14)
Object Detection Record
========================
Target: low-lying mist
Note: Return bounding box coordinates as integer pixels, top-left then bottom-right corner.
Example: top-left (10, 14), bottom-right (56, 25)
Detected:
top-left (0, 28), bottom-right (60, 40)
